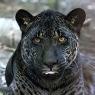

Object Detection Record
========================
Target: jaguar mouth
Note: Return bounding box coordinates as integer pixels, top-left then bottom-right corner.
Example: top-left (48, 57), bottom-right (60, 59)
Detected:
top-left (43, 71), bottom-right (58, 75)
top-left (42, 70), bottom-right (60, 80)
top-left (41, 65), bottom-right (61, 80)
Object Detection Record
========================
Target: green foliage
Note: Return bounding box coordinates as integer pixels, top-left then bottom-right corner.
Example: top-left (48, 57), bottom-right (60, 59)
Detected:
top-left (0, 92), bottom-right (3, 95)
top-left (48, 0), bottom-right (57, 9)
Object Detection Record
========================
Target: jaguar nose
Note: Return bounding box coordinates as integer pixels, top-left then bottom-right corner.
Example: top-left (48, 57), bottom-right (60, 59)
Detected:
top-left (44, 62), bottom-right (57, 70)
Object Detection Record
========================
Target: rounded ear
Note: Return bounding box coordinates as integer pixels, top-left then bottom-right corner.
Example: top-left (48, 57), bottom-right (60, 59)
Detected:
top-left (15, 9), bottom-right (34, 33)
top-left (65, 8), bottom-right (86, 36)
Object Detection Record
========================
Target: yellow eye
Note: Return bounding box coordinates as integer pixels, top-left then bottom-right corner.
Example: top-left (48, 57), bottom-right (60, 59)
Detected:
top-left (33, 37), bottom-right (41, 43)
top-left (58, 36), bottom-right (65, 43)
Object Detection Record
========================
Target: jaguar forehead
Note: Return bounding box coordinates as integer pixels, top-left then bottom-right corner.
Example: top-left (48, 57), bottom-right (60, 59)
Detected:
top-left (35, 30), bottom-right (60, 38)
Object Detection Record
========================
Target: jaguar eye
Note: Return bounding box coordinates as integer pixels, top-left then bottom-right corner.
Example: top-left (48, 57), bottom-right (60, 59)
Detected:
top-left (58, 36), bottom-right (66, 43)
top-left (33, 37), bottom-right (41, 43)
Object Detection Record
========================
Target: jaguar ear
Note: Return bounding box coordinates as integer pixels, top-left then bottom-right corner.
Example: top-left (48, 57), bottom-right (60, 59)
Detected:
top-left (65, 8), bottom-right (86, 36)
top-left (15, 9), bottom-right (34, 33)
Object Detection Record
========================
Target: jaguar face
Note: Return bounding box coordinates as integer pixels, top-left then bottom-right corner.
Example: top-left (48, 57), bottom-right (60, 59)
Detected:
top-left (20, 18), bottom-right (79, 81)
top-left (16, 9), bottom-right (85, 81)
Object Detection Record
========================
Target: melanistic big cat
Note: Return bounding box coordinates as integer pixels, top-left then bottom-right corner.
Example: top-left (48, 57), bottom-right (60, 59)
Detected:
top-left (5, 8), bottom-right (95, 95)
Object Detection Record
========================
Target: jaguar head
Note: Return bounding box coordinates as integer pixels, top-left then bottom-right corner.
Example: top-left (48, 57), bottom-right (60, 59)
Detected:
top-left (16, 8), bottom-right (86, 83)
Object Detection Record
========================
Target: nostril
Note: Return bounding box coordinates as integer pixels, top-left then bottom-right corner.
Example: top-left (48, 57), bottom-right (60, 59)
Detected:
top-left (44, 62), bottom-right (57, 70)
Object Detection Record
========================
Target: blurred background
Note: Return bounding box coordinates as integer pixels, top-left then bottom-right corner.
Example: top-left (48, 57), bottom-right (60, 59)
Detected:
top-left (0, 0), bottom-right (95, 95)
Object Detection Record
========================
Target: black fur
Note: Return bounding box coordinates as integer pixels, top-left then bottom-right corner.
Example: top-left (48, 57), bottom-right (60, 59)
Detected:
top-left (5, 8), bottom-right (87, 95)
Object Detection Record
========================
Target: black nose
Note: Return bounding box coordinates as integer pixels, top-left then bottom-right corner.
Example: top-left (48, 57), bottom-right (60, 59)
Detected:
top-left (44, 62), bottom-right (57, 70)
